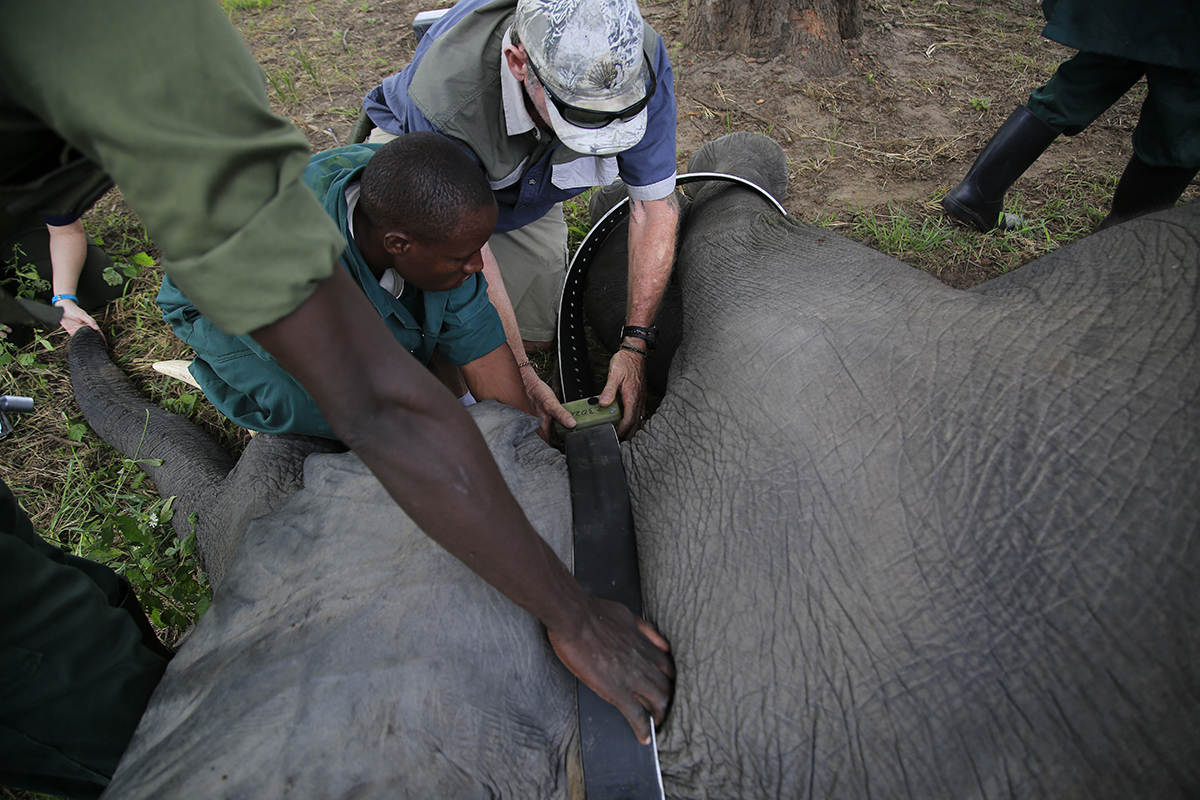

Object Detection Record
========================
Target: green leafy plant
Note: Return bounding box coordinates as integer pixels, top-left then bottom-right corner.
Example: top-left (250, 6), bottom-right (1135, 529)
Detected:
top-left (563, 188), bottom-right (596, 252)
top-left (162, 391), bottom-right (200, 419)
top-left (62, 448), bottom-right (210, 637)
top-left (5, 243), bottom-right (49, 299)
top-left (969, 96), bottom-right (991, 113)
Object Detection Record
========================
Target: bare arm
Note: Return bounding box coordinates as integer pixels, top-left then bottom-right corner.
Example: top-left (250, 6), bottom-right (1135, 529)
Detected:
top-left (480, 243), bottom-right (575, 438)
top-left (47, 220), bottom-right (101, 336)
top-left (598, 193), bottom-right (679, 438)
top-left (251, 265), bottom-right (674, 742)
top-left (458, 342), bottom-right (542, 431)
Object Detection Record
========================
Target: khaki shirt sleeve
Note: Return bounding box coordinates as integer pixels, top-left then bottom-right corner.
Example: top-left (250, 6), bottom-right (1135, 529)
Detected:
top-left (0, 0), bottom-right (344, 335)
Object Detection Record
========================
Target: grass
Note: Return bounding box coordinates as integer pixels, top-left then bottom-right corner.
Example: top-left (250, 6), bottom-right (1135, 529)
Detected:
top-left (817, 153), bottom-right (1125, 286)
top-left (267, 67), bottom-right (302, 106)
top-left (833, 197), bottom-right (1085, 283)
top-left (221, 0), bottom-right (273, 9)
top-left (851, 201), bottom-right (955, 258)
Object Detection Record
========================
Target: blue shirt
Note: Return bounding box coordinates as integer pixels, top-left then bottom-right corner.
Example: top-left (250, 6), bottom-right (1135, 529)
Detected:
top-left (363, 0), bottom-right (678, 232)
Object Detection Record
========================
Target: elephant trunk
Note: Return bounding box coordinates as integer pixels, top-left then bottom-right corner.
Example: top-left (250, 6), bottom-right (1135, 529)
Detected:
top-left (68, 327), bottom-right (345, 586)
top-left (68, 327), bottom-right (235, 517)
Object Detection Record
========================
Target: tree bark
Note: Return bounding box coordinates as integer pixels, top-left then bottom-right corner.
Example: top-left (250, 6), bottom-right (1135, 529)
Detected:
top-left (684, 0), bottom-right (863, 75)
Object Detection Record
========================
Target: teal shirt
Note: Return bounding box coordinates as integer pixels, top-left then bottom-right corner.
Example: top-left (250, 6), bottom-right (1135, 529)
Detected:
top-left (158, 144), bottom-right (505, 439)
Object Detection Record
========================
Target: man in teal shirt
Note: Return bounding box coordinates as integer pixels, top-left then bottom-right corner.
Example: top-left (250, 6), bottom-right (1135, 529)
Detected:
top-left (158, 134), bottom-right (527, 440)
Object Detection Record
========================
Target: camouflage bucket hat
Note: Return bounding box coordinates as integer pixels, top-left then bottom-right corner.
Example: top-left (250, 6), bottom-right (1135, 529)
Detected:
top-left (515, 0), bottom-right (654, 155)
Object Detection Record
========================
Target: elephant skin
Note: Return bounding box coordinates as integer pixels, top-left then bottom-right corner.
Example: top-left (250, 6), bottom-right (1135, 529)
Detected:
top-left (93, 133), bottom-right (1199, 799)
top-left (68, 328), bottom-right (345, 587)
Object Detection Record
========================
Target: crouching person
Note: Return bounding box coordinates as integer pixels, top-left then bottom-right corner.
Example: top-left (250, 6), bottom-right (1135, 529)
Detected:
top-left (157, 132), bottom-right (535, 439)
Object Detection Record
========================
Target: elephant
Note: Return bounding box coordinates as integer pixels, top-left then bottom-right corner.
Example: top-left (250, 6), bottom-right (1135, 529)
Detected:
top-left (68, 337), bottom-right (346, 588)
top-left (73, 132), bottom-right (1198, 799)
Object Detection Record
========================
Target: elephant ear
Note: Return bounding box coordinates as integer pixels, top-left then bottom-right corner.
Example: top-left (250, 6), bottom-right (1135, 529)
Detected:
top-left (104, 401), bottom-right (578, 800)
top-left (587, 176), bottom-right (630, 222)
top-left (580, 133), bottom-right (788, 398)
top-left (581, 194), bottom-right (686, 395)
top-left (685, 131), bottom-right (789, 204)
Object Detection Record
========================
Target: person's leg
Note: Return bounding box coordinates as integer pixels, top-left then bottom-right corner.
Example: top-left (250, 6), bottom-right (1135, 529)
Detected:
top-left (157, 277), bottom-right (337, 438)
top-left (1, 216), bottom-right (121, 344)
top-left (486, 205), bottom-right (568, 352)
top-left (940, 106), bottom-right (1061, 231)
top-left (1098, 64), bottom-right (1200, 230)
top-left (0, 479), bottom-right (169, 799)
top-left (365, 127), bottom-right (399, 145)
top-left (183, 340), bottom-right (336, 438)
top-left (942, 51), bottom-right (1145, 232)
top-left (1025, 51), bottom-right (1146, 134)
top-left (1, 218), bottom-right (122, 311)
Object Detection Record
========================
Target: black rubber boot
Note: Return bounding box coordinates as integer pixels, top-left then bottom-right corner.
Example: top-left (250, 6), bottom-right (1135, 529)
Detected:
top-left (942, 105), bottom-right (1062, 232)
top-left (1096, 153), bottom-right (1199, 231)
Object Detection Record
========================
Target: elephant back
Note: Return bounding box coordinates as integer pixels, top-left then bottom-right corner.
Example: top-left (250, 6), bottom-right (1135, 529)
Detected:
top-left (104, 403), bottom-right (579, 799)
top-left (625, 159), bottom-right (1200, 797)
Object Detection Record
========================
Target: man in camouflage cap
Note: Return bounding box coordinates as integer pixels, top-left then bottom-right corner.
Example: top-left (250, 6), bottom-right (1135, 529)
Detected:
top-left (363, 0), bottom-right (680, 439)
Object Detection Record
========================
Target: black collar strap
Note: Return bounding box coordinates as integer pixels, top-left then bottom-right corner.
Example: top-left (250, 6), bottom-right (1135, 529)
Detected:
top-left (559, 174), bottom-right (787, 800)
top-left (557, 172), bottom-right (788, 402)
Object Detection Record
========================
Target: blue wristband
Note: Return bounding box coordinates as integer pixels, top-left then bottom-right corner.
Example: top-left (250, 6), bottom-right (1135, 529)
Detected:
top-left (50, 293), bottom-right (79, 306)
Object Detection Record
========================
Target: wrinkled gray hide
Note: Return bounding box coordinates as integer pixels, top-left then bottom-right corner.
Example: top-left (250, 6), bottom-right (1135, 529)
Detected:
top-left (68, 328), bottom-right (346, 588)
top-left (103, 133), bottom-right (1199, 799)
top-left (104, 404), bottom-right (576, 798)
top-left (625, 136), bottom-right (1200, 798)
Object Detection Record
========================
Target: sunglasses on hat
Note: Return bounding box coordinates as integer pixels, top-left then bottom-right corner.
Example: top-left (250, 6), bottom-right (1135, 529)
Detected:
top-left (527, 53), bottom-right (656, 129)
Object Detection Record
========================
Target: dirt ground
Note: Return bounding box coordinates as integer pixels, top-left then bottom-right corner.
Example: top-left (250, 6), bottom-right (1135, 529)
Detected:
top-left (225, 0), bottom-right (1190, 289)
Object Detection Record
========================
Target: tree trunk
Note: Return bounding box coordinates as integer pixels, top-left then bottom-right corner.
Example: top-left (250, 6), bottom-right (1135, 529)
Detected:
top-left (684, 0), bottom-right (863, 75)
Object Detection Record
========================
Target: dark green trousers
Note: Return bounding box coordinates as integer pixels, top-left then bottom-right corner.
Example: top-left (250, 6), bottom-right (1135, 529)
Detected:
top-left (1027, 51), bottom-right (1200, 168)
top-left (0, 479), bottom-right (168, 799)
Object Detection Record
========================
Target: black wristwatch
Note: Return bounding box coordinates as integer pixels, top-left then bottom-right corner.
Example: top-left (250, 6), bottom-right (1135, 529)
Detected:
top-left (620, 324), bottom-right (659, 351)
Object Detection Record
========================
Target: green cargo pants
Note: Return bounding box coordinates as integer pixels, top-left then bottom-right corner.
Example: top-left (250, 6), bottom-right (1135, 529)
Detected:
top-left (1027, 51), bottom-right (1200, 168)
